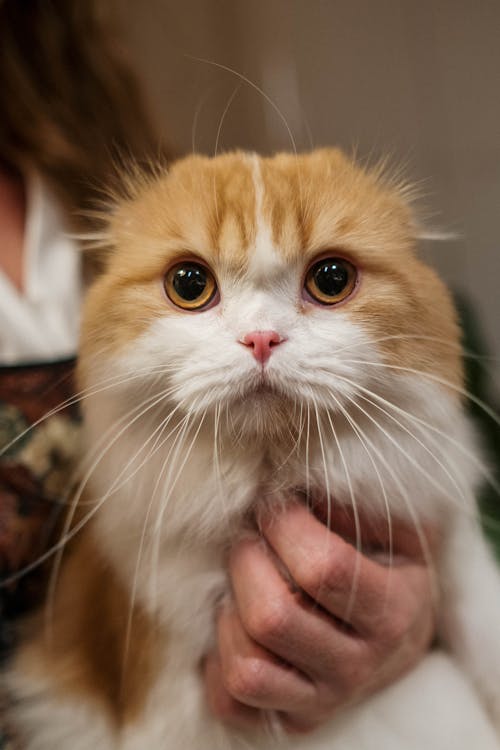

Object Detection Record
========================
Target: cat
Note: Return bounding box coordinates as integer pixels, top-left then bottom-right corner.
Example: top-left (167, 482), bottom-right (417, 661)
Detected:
top-left (4, 148), bottom-right (500, 749)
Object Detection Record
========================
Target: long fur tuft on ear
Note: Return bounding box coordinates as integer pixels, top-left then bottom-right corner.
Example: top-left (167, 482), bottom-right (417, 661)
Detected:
top-left (69, 154), bottom-right (171, 277)
top-left (415, 228), bottom-right (461, 242)
top-left (348, 149), bottom-right (462, 247)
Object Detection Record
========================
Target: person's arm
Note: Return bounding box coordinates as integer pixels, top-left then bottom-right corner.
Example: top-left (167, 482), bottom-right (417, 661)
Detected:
top-left (205, 500), bottom-right (436, 732)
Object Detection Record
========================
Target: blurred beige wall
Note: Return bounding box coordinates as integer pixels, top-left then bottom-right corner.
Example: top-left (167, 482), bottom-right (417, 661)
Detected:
top-left (116, 0), bottom-right (499, 387)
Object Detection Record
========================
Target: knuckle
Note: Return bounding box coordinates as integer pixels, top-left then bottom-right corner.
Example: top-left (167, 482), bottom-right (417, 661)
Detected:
top-left (245, 595), bottom-right (292, 643)
top-left (223, 656), bottom-right (268, 702)
top-left (300, 546), bottom-right (350, 598)
top-left (324, 652), bottom-right (376, 697)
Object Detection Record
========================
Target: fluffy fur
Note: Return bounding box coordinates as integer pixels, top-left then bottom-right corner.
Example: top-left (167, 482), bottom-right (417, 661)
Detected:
top-left (5, 149), bottom-right (500, 749)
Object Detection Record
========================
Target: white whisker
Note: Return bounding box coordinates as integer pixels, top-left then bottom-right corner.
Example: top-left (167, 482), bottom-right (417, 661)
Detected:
top-left (0, 363), bottom-right (179, 459)
top-left (339, 359), bottom-right (500, 428)
top-left (149, 409), bottom-right (195, 607)
top-left (341, 391), bottom-right (440, 604)
top-left (4, 384), bottom-right (177, 594)
top-left (323, 405), bottom-right (362, 622)
top-left (327, 389), bottom-right (394, 581)
top-left (121, 400), bottom-right (190, 683)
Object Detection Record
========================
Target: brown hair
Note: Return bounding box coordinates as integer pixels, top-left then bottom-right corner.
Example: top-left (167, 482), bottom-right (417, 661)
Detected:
top-left (0, 0), bottom-right (168, 228)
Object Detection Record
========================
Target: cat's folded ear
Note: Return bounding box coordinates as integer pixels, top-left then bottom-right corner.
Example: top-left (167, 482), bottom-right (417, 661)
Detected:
top-left (73, 157), bottom-right (170, 279)
top-left (298, 147), bottom-right (427, 252)
top-left (320, 147), bottom-right (458, 249)
top-left (351, 150), bottom-right (460, 246)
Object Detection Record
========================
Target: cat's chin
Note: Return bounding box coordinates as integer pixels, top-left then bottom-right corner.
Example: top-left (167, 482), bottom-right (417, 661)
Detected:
top-left (227, 384), bottom-right (298, 439)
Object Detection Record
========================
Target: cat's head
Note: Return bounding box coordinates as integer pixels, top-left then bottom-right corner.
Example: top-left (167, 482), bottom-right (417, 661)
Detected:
top-left (79, 149), bottom-right (462, 440)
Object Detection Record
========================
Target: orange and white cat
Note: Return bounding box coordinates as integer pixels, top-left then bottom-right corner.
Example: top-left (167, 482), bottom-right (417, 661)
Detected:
top-left (6, 150), bottom-right (500, 749)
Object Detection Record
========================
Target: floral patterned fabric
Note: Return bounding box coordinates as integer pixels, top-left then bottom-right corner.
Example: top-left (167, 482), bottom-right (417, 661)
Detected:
top-left (0, 359), bottom-right (81, 747)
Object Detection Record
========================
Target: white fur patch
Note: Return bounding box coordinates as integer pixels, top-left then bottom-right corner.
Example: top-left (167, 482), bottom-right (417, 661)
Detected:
top-left (247, 154), bottom-right (287, 283)
top-left (4, 667), bottom-right (115, 750)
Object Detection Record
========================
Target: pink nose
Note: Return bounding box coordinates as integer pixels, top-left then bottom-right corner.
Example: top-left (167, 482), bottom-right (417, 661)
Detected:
top-left (241, 330), bottom-right (284, 365)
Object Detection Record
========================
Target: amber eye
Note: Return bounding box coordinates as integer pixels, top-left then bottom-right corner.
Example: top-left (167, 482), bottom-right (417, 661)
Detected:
top-left (164, 262), bottom-right (217, 310)
top-left (304, 257), bottom-right (357, 305)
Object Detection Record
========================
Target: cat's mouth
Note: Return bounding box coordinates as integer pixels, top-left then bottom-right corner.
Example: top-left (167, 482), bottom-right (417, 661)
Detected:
top-left (239, 375), bottom-right (289, 405)
top-left (253, 381), bottom-right (278, 396)
top-left (227, 377), bottom-right (291, 436)
top-left (226, 372), bottom-right (295, 424)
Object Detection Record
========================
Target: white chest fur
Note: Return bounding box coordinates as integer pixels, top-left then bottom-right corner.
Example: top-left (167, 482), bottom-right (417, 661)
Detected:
top-left (7, 373), bottom-right (500, 750)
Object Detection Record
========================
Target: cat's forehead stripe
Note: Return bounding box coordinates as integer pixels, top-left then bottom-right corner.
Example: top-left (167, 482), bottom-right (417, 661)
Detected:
top-left (200, 153), bottom-right (314, 273)
top-left (260, 155), bottom-right (313, 258)
top-left (247, 154), bottom-right (288, 281)
top-left (207, 154), bottom-right (256, 263)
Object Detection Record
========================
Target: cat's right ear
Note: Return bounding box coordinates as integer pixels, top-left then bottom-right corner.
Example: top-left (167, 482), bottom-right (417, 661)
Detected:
top-left (75, 158), bottom-right (170, 280)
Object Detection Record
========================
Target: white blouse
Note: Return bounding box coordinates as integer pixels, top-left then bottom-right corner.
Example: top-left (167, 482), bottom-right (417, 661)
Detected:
top-left (0, 175), bottom-right (82, 365)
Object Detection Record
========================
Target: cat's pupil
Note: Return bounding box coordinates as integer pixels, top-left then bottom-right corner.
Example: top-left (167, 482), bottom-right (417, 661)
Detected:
top-left (313, 261), bottom-right (348, 296)
top-left (173, 265), bottom-right (207, 301)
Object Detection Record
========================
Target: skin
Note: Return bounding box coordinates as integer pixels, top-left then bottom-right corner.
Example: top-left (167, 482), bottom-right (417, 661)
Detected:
top-left (205, 501), bottom-right (436, 732)
top-left (0, 166), bottom-right (25, 292)
top-left (0, 170), bottom-right (436, 734)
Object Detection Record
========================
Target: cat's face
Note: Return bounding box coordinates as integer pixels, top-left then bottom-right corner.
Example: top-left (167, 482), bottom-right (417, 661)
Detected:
top-left (79, 149), bottom-right (462, 439)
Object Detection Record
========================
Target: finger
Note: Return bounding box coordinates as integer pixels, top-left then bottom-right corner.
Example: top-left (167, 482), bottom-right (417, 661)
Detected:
top-left (313, 500), bottom-right (438, 562)
top-left (203, 651), bottom-right (261, 729)
top-left (260, 503), bottom-right (430, 638)
top-left (206, 645), bottom-right (330, 736)
top-left (229, 536), bottom-right (370, 683)
top-left (217, 601), bottom-right (318, 712)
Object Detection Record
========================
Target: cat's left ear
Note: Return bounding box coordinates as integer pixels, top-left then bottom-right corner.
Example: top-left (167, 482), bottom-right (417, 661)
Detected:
top-left (365, 157), bottom-right (458, 247)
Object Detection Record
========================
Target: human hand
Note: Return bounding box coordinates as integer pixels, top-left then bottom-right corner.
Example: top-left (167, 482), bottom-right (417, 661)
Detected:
top-left (204, 500), bottom-right (436, 733)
